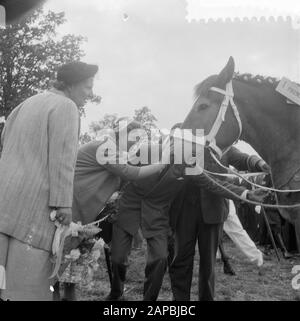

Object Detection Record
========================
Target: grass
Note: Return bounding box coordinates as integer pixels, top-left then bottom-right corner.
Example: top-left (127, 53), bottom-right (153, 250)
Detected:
top-left (76, 238), bottom-right (300, 301)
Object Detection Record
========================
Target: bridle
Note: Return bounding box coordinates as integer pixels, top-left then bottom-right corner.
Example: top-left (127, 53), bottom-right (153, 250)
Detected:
top-left (193, 79), bottom-right (242, 159)
top-left (189, 79), bottom-right (300, 206)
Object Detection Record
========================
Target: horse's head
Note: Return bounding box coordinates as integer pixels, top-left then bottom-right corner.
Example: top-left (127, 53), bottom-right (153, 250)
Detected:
top-left (182, 57), bottom-right (241, 158)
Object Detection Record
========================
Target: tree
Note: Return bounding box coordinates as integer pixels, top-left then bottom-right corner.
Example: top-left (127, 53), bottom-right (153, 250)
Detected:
top-left (88, 113), bottom-right (118, 139)
top-left (134, 106), bottom-right (157, 128)
top-left (79, 132), bottom-right (92, 145)
top-left (80, 108), bottom-right (160, 146)
top-left (133, 106), bottom-right (158, 134)
top-left (133, 106), bottom-right (160, 141)
top-left (0, 9), bottom-right (90, 125)
top-left (79, 114), bottom-right (119, 145)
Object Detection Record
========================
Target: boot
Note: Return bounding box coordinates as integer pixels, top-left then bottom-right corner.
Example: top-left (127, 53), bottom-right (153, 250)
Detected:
top-left (52, 281), bottom-right (61, 301)
top-left (62, 282), bottom-right (76, 301)
top-left (219, 243), bottom-right (236, 276)
top-left (223, 258), bottom-right (236, 276)
top-left (276, 233), bottom-right (294, 259)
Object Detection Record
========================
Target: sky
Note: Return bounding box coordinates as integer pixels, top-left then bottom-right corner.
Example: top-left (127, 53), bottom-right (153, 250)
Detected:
top-left (44, 0), bottom-right (300, 156)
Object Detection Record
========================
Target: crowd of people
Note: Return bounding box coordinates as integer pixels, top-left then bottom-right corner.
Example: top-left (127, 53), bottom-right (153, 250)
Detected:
top-left (0, 0), bottom-right (299, 303)
top-left (0, 59), bottom-right (278, 301)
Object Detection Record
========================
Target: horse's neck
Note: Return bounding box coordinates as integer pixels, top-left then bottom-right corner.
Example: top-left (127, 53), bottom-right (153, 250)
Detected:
top-left (236, 82), bottom-right (300, 187)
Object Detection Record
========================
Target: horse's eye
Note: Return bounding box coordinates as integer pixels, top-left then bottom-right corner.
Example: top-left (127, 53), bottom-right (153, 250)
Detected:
top-left (197, 103), bottom-right (209, 111)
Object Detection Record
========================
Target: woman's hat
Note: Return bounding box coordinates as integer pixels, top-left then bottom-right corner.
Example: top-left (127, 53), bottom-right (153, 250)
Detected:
top-left (56, 61), bottom-right (98, 85)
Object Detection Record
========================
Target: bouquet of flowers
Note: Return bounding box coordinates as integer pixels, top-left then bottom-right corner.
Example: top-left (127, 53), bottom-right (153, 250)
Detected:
top-left (58, 237), bottom-right (105, 285)
top-left (49, 215), bottom-right (102, 279)
top-left (49, 192), bottom-right (121, 280)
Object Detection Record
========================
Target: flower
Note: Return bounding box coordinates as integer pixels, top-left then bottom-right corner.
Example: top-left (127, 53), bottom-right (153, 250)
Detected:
top-left (65, 248), bottom-right (81, 261)
top-left (91, 249), bottom-right (101, 261)
top-left (93, 238), bottom-right (105, 250)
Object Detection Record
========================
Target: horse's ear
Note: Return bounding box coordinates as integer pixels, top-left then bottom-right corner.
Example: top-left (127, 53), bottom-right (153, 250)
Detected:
top-left (215, 56), bottom-right (235, 88)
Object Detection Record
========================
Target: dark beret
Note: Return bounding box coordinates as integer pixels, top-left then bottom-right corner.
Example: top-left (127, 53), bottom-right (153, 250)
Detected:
top-left (56, 61), bottom-right (99, 86)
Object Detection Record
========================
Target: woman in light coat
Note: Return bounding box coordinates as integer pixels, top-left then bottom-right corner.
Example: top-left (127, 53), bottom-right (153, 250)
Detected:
top-left (0, 61), bottom-right (98, 300)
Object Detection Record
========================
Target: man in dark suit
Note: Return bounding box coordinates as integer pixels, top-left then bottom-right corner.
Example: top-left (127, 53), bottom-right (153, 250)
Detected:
top-left (168, 146), bottom-right (270, 301)
top-left (107, 144), bottom-right (268, 301)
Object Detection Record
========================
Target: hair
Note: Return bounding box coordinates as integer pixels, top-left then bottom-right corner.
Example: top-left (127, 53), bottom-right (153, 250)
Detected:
top-left (193, 72), bottom-right (291, 100)
top-left (233, 72), bottom-right (281, 89)
top-left (114, 117), bottom-right (143, 133)
top-left (114, 118), bottom-right (143, 144)
top-left (52, 80), bottom-right (68, 91)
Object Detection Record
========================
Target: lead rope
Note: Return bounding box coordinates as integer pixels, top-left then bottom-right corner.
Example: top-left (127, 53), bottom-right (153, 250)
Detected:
top-left (208, 148), bottom-right (300, 193)
top-left (201, 170), bottom-right (300, 209)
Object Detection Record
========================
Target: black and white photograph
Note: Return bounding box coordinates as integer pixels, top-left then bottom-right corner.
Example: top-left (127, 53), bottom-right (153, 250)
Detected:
top-left (0, 0), bottom-right (300, 306)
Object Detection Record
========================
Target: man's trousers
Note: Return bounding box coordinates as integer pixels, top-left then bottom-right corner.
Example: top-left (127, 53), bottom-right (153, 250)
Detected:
top-left (169, 200), bottom-right (222, 301)
top-left (110, 224), bottom-right (168, 301)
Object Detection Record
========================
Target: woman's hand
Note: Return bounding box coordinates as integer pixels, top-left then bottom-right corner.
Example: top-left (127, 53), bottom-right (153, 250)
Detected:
top-left (55, 207), bottom-right (72, 225)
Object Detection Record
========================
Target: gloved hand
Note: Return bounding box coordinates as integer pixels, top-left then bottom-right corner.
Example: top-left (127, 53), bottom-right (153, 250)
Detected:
top-left (256, 160), bottom-right (271, 173)
top-left (247, 188), bottom-right (270, 203)
top-left (55, 207), bottom-right (72, 225)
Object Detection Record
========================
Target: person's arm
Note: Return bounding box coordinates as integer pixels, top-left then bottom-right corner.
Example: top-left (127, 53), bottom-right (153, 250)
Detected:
top-left (104, 163), bottom-right (166, 181)
top-left (227, 146), bottom-right (270, 173)
top-left (247, 157), bottom-right (270, 173)
top-left (190, 171), bottom-right (267, 203)
top-left (96, 142), bottom-right (166, 181)
top-left (48, 100), bottom-right (79, 213)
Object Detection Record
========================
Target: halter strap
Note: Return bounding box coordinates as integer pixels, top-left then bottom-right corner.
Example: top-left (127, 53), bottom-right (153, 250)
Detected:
top-left (188, 80), bottom-right (241, 159)
top-left (204, 80), bottom-right (242, 158)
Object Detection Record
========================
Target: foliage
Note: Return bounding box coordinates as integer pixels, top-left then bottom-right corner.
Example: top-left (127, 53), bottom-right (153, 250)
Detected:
top-left (79, 132), bottom-right (93, 145)
top-left (133, 106), bottom-right (158, 133)
top-left (0, 9), bottom-right (88, 121)
top-left (79, 106), bottom-right (159, 145)
top-left (88, 113), bottom-right (118, 139)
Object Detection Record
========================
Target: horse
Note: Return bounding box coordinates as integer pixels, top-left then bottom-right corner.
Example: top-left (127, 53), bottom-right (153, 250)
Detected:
top-left (182, 56), bottom-right (300, 252)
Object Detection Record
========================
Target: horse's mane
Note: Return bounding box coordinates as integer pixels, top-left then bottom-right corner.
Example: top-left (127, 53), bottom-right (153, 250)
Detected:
top-left (194, 71), bottom-right (298, 99)
top-left (233, 72), bottom-right (281, 89)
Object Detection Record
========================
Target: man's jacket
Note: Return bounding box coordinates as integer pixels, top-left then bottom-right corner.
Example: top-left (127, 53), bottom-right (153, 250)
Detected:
top-left (169, 146), bottom-right (262, 227)
top-left (117, 146), bottom-right (262, 236)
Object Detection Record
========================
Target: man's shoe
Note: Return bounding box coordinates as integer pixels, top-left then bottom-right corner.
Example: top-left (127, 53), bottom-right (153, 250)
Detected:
top-left (283, 251), bottom-right (296, 259)
top-left (105, 293), bottom-right (125, 301)
top-left (223, 260), bottom-right (236, 276)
